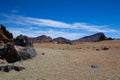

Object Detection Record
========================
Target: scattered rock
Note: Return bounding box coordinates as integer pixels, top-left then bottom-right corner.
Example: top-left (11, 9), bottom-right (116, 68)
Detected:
top-left (96, 49), bottom-right (100, 51)
top-left (91, 64), bottom-right (100, 69)
top-left (0, 65), bottom-right (25, 72)
top-left (76, 48), bottom-right (82, 49)
top-left (3, 65), bottom-right (14, 72)
top-left (101, 47), bottom-right (109, 50)
top-left (14, 66), bottom-right (25, 71)
top-left (42, 53), bottom-right (45, 55)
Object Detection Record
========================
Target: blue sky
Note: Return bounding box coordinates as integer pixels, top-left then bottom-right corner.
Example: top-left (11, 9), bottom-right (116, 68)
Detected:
top-left (0, 0), bottom-right (120, 40)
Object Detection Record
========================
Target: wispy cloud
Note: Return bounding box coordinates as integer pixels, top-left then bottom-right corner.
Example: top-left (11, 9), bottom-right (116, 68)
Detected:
top-left (0, 14), bottom-right (118, 39)
top-left (1, 14), bottom-right (117, 32)
top-left (8, 27), bottom-right (87, 40)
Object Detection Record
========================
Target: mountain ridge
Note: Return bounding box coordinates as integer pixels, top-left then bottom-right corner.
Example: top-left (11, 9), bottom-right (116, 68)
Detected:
top-left (29, 32), bottom-right (113, 43)
top-left (0, 24), bottom-right (113, 44)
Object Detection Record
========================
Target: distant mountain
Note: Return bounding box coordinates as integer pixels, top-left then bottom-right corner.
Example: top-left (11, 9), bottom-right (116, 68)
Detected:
top-left (73, 32), bottom-right (107, 42)
top-left (29, 32), bottom-right (114, 43)
top-left (114, 38), bottom-right (120, 40)
top-left (29, 36), bottom-right (72, 44)
top-left (53, 37), bottom-right (72, 44)
top-left (29, 35), bottom-right (52, 43)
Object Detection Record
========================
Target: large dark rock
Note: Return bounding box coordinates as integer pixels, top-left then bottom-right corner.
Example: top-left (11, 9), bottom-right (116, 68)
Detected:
top-left (53, 37), bottom-right (72, 44)
top-left (0, 35), bottom-right (37, 63)
top-left (15, 35), bottom-right (37, 57)
top-left (0, 25), bottom-right (37, 64)
top-left (2, 42), bottom-right (21, 63)
top-left (0, 65), bottom-right (25, 72)
top-left (74, 32), bottom-right (106, 42)
top-left (15, 35), bottom-right (31, 46)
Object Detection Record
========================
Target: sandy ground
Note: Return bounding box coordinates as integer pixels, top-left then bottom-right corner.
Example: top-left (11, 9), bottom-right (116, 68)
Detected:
top-left (0, 40), bottom-right (120, 80)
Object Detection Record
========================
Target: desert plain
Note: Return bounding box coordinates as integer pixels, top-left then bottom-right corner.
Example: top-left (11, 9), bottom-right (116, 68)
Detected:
top-left (0, 40), bottom-right (120, 80)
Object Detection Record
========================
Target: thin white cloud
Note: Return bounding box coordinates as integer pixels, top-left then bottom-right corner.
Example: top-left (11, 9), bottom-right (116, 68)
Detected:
top-left (73, 23), bottom-right (117, 32)
top-left (8, 27), bottom-right (87, 40)
top-left (1, 14), bottom-right (117, 32)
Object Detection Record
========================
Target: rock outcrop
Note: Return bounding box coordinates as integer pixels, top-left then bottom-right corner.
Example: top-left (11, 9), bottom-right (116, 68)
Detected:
top-left (0, 24), bottom-right (13, 43)
top-left (0, 24), bottom-right (37, 64)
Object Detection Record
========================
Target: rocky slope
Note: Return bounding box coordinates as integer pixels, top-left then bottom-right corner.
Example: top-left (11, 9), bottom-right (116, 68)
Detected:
top-left (53, 37), bottom-right (72, 44)
top-left (29, 35), bottom-right (52, 43)
top-left (29, 32), bottom-right (113, 43)
top-left (0, 24), bottom-right (13, 43)
top-left (73, 32), bottom-right (107, 42)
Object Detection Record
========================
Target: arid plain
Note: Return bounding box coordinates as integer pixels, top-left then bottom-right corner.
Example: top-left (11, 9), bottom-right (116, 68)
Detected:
top-left (0, 40), bottom-right (120, 80)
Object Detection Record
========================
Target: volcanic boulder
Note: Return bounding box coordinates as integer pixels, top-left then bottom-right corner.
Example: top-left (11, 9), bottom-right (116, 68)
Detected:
top-left (0, 35), bottom-right (37, 63)
top-left (14, 35), bottom-right (37, 60)
top-left (0, 24), bottom-right (37, 63)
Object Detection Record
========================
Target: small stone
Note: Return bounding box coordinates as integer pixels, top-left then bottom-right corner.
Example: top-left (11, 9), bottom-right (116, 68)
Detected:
top-left (91, 64), bottom-right (100, 69)
top-left (3, 65), bottom-right (14, 72)
top-left (0, 62), bottom-right (5, 64)
top-left (42, 53), bottom-right (45, 55)
top-left (96, 49), bottom-right (100, 51)
top-left (14, 66), bottom-right (25, 71)
top-left (102, 47), bottom-right (109, 50)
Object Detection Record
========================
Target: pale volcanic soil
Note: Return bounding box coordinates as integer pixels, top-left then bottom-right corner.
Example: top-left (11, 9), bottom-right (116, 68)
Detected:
top-left (0, 40), bottom-right (120, 80)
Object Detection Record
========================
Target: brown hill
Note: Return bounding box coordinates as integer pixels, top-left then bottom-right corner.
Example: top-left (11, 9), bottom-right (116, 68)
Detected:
top-left (29, 35), bottom-right (52, 43)
top-left (73, 32), bottom-right (107, 42)
top-left (53, 37), bottom-right (72, 44)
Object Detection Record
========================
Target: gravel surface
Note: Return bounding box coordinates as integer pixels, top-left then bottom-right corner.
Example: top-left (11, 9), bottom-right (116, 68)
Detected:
top-left (0, 40), bottom-right (120, 80)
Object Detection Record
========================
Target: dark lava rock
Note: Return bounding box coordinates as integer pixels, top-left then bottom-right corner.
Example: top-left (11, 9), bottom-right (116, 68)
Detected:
top-left (15, 35), bottom-right (31, 47)
top-left (4, 65), bottom-right (14, 72)
top-left (15, 35), bottom-right (37, 58)
top-left (14, 66), bottom-right (25, 71)
top-left (0, 37), bottom-right (37, 63)
top-left (0, 65), bottom-right (25, 72)
top-left (3, 42), bottom-right (21, 63)
top-left (0, 25), bottom-right (37, 64)
top-left (0, 66), bottom-right (4, 71)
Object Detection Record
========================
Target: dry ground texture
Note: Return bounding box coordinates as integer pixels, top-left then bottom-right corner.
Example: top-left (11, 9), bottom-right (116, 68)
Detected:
top-left (0, 40), bottom-right (120, 80)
